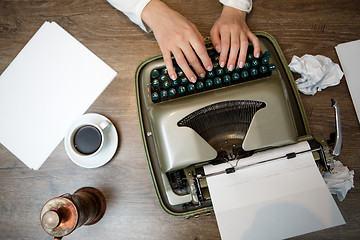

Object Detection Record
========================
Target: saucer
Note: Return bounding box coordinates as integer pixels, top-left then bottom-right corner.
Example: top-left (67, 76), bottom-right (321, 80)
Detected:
top-left (65, 113), bottom-right (118, 168)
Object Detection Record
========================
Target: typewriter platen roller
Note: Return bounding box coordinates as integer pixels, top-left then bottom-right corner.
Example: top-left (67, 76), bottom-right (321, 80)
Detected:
top-left (135, 32), bottom-right (342, 217)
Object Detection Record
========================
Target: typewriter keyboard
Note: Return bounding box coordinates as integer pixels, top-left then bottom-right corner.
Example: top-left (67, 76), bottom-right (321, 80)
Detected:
top-left (149, 46), bottom-right (276, 103)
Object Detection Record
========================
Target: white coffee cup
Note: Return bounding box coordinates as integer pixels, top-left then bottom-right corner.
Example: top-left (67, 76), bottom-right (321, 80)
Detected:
top-left (70, 121), bottom-right (110, 157)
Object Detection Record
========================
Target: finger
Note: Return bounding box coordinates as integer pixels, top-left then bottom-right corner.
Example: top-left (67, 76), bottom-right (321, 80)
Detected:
top-left (182, 42), bottom-right (207, 78)
top-left (190, 39), bottom-right (213, 73)
top-left (210, 25), bottom-right (222, 53)
top-left (172, 48), bottom-right (197, 83)
top-left (237, 34), bottom-right (249, 68)
top-left (248, 32), bottom-right (260, 58)
top-left (227, 31), bottom-right (240, 71)
top-left (219, 30), bottom-right (230, 69)
top-left (162, 50), bottom-right (177, 80)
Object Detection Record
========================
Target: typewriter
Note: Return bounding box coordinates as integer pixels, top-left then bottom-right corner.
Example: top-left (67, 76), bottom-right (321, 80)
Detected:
top-left (135, 32), bottom-right (342, 217)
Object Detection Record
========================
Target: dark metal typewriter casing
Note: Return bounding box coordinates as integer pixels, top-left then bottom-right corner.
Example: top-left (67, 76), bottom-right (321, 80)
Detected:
top-left (135, 32), bottom-right (338, 217)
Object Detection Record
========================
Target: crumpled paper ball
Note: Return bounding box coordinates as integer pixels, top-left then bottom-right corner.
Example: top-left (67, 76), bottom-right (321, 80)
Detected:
top-left (323, 160), bottom-right (354, 201)
top-left (289, 54), bottom-right (344, 95)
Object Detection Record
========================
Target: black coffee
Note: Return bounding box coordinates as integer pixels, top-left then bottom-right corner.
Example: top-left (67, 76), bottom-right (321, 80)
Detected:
top-left (73, 125), bottom-right (102, 155)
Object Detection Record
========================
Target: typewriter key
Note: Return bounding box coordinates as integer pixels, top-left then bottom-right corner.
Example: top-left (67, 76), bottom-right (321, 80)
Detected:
top-left (207, 70), bottom-right (215, 78)
top-left (269, 63), bottom-right (276, 71)
top-left (161, 68), bottom-right (168, 75)
top-left (187, 84), bottom-right (195, 91)
top-left (178, 86), bottom-right (186, 94)
top-left (205, 79), bottom-right (213, 87)
top-left (151, 69), bottom-right (160, 79)
top-left (244, 62), bottom-right (250, 69)
top-left (260, 65), bottom-right (268, 73)
top-left (216, 68), bottom-right (224, 76)
top-left (250, 68), bottom-right (258, 76)
top-left (241, 70), bottom-right (249, 78)
top-left (251, 59), bottom-right (259, 67)
top-left (224, 75), bottom-right (231, 83)
top-left (152, 79), bottom-right (160, 87)
top-left (232, 72), bottom-right (240, 81)
top-left (196, 81), bottom-right (204, 89)
top-left (214, 77), bottom-right (222, 85)
top-left (162, 80), bottom-right (170, 89)
top-left (180, 77), bottom-right (188, 85)
top-left (160, 90), bottom-right (168, 98)
top-left (169, 88), bottom-right (176, 96)
top-left (262, 57), bottom-right (269, 65)
top-left (151, 92), bottom-right (159, 101)
top-left (172, 79), bottom-right (180, 87)
top-left (160, 75), bottom-right (167, 82)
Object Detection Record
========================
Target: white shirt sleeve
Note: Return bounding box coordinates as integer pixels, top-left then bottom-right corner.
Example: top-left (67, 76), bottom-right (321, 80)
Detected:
top-left (219, 0), bottom-right (252, 13)
top-left (107, 0), bottom-right (252, 32)
top-left (107, 0), bottom-right (151, 32)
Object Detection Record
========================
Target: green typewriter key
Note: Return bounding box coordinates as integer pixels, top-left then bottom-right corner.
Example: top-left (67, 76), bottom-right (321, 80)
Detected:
top-left (152, 79), bottom-right (160, 87)
top-left (178, 86), bottom-right (186, 94)
top-left (241, 70), bottom-right (249, 78)
top-left (232, 72), bottom-right (240, 81)
top-left (212, 55), bottom-right (219, 62)
top-left (162, 68), bottom-right (168, 75)
top-left (269, 63), bottom-right (276, 71)
top-left (265, 51), bottom-right (271, 58)
top-left (260, 65), bottom-right (268, 73)
top-left (262, 57), bottom-right (269, 65)
top-left (151, 92), bottom-right (159, 101)
top-left (196, 81), bottom-right (204, 90)
top-left (163, 80), bottom-right (170, 89)
top-left (247, 53), bottom-right (254, 61)
top-left (250, 68), bottom-right (258, 76)
top-left (223, 75), bottom-right (231, 83)
top-left (187, 83), bottom-right (195, 91)
top-left (172, 79), bottom-right (180, 87)
top-left (207, 70), bottom-right (215, 78)
top-left (180, 77), bottom-right (188, 85)
top-left (160, 75), bottom-right (167, 82)
top-left (213, 61), bottom-right (220, 68)
top-left (251, 59), bottom-right (259, 67)
top-left (235, 65), bottom-right (241, 71)
top-left (151, 69), bottom-right (160, 79)
top-left (214, 77), bottom-right (222, 85)
top-left (169, 88), bottom-right (176, 96)
top-left (160, 90), bottom-right (168, 98)
top-left (177, 71), bottom-right (185, 77)
top-left (205, 79), bottom-right (213, 87)
top-left (244, 62), bottom-right (250, 69)
top-left (216, 68), bottom-right (224, 76)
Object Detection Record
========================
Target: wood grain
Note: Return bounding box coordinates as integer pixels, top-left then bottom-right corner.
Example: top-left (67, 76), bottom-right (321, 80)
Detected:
top-left (1, 0), bottom-right (359, 239)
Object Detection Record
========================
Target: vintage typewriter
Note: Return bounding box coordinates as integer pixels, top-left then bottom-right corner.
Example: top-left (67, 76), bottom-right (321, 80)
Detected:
top-left (135, 32), bottom-right (342, 217)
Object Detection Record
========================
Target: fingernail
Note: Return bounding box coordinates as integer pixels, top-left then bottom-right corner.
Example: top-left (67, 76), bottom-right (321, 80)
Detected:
top-left (207, 65), bottom-right (213, 71)
top-left (200, 73), bottom-right (205, 78)
top-left (239, 61), bottom-right (245, 68)
top-left (220, 62), bottom-right (225, 68)
top-left (190, 77), bottom-right (196, 83)
top-left (216, 45), bottom-right (221, 53)
top-left (255, 52), bottom-right (260, 58)
top-left (228, 65), bottom-right (234, 71)
top-left (171, 74), bottom-right (177, 80)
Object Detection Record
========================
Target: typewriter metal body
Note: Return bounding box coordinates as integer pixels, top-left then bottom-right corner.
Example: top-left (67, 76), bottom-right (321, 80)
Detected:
top-left (135, 32), bottom-right (341, 217)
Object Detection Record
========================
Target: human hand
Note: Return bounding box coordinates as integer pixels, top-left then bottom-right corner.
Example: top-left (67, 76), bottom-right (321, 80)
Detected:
top-left (210, 5), bottom-right (260, 71)
top-left (141, 0), bottom-right (213, 82)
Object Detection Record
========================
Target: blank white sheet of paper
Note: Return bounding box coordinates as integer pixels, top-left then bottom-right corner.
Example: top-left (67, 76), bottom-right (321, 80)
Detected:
top-left (0, 21), bottom-right (117, 170)
top-left (204, 142), bottom-right (345, 240)
top-left (335, 39), bottom-right (360, 123)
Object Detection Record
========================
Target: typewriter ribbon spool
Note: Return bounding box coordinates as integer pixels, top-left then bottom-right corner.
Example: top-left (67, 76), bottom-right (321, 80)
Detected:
top-left (40, 187), bottom-right (106, 239)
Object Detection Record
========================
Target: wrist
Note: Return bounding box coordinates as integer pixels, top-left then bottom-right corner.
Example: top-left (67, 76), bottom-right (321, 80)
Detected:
top-left (221, 5), bottom-right (247, 20)
top-left (141, 0), bottom-right (166, 28)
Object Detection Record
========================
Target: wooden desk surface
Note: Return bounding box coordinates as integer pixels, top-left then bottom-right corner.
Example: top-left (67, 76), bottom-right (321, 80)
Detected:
top-left (1, 0), bottom-right (359, 239)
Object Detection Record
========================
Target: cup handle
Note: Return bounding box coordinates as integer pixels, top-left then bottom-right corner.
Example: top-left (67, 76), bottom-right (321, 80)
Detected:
top-left (99, 121), bottom-right (110, 131)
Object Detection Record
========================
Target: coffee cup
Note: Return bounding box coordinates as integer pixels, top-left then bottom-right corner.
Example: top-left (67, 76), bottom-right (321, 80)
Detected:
top-left (70, 121), bottom-right (110, 157)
